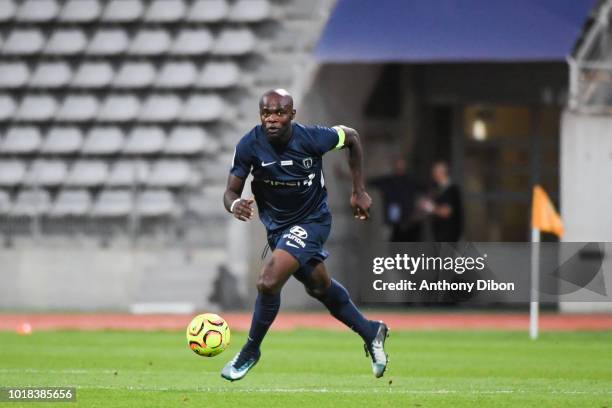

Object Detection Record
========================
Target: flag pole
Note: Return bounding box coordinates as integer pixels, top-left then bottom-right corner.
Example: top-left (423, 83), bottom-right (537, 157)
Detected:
top-left (530, 227), bottom-right (540, 340)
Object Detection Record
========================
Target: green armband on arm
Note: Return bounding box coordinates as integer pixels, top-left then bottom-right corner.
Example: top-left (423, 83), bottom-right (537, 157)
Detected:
top-left (332, 126), bottom-right (346, 150)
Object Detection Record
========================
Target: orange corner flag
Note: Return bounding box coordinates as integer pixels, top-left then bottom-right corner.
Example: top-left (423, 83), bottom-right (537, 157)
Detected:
top-left (531, 185), bottom-right (564, 237)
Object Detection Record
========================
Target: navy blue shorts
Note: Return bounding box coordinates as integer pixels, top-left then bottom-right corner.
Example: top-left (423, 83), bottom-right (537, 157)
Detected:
top-left (267, 218), bottom-right (331, 267)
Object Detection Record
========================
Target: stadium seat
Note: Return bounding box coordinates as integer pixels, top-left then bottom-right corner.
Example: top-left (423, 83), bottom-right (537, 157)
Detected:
top-left (0, 0), bottom-right (16, 22)
top-left (145, 0), bottom-right (186, 22)
top-left (180, 94), bottom-right (225, 122)
top-left (106, 160), bottom-right (149, 186)
top-left (41, 127), bottom-right (83, 154)
top-left (87, 29), bottom-right (129, 55)
top-left (0, 94), bottom-right (16, 120)
top-left (15, 95), bottom-right (57, 121)
top-left (29, 62), bottom-right (71, 88)
top-left (23, 160), bottom-right (68, 186)
top-left (56, 95), bottom-right (99, 122)
top-left (129, 29), bottom-right (171, 55)
top-left (11, 189), bottom-right (51, 216)
top-left (0, 62), bottom-right (29, 88)
top-left (170, 29), bottom-right (213, 55)
top-left (59, 0), bottom-right (101, 22)
top-left (91, 190), bottom-right (132, 217)
top-left (98, 95), bottom-right (140, 122)
top-left (137, 189), bottom-right (176, 217)
top-left (2, 29), bottom-right (45, 55)
top-left (16, 0), bottom-right (59, 22)
top-left (65, 160), bottom-right (109, 186)
top-left (139, 95), bottom-right (181, 122)
top-left (113, 62), bottom-right (156, 89)
top-left (1, 127), bottom-right (42, 153)
top-left (49, 189), bottom-right (92, 217)
top-left (44, 29), bottom-right (88, 55)
top-left (82, 127), bottom-right (124, 155)
top-left (165, 126), bottom-right (211, 155)
top-left (0, 189), bottom-right (10, 215)
top-left (186, 0), bottom-right (228, 22)
top-left (213, 28), bottom-right (256, 55)
top-left (148, 160), bottom-right (191, 187)
top-left (123, 126), bottom-right (166, 154)
top-left (0, 160), bottom-right (26, 186)
top-left (155, 62), bottom-right (197, 88)
top-left (102, 0), bottom-right (143, 22)
top-left (72, 62), bottom-right (114, 88)
top-left (196, 61), bottom-right (240, 88)
top-left (228, 0), bottom-right (271, 22)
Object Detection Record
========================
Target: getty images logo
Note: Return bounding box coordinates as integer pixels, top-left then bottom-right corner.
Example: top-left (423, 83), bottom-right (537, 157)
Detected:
top-left (289, 225), bottom-right (308, 239)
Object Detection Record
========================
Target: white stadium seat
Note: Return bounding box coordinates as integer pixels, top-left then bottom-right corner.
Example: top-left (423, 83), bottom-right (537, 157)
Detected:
top-left (0, 0), bottom-right (16, 22)
top-left (92, 190), bottom-right (132, 217)
top-left (49, 190), bottom-right (92, 217)
top-left (102, 0), bottom-right (143, 22)
top-left (0, 160), bottom-right (26, 186)
top-left (170, 29), bottom-right (213, 55)
top-left (197, 61), bottom-right (240, 88)
top-left (24, 160), bottom-right (68, 186)
top-left (11, 190), bottom-right (51, 216)
top-left (1, 127), bottom-right (41, 153)
top-left (137, 190), bottom-right (176, 217)
top-left (60, 0), bottom-right (101, 22)
top-left (0, 94), bottom-right (16, 121)
top-left (145, 0), bottom-right (186, 22)
top-left (29, 62), bottom-right (71, 88)
top-left (16, 0), bottom-right (59, 22)
top-left (186, 0), bottom-right (228, 22)
top-left (2, 29), bottom-right (45, 55)
top-left (113, 62), bottom-right (156, 88)
top-left (66, 160), bottom-right (108, 187)
top-left (56, 95), bottom-right (99, 122)
top-left (44, 29), bottom-right (88, 55)
top-left (165, 126), bottom-right (210, 155)
top-left (0, 189), bottom-right (10, 215)
top-left (139, 95), bottom-right (181, 122)
top-left (82, 127), bottom-right (124, 155)
top-left (0, 62), bottom-right (29, 88)
top-left (148, 160), bottom-right (191, 187)
top-left (129, 29), bottom-right (171, 55)
top-left (213, 28), bottom-right (256, 55)
top-left (98, 95), bottom-right (140, 122)
top-left (156, 62), bottom-right (197, 88)
top-left (228, 0), bottom-right (271, 22)
top-left (72, 62), bottom-right (114, 88)
top-left (41, 127), bottom-right (83, 154)
top-left (87, 29), bottom-right (129, 55)
top-left (16, 95), bottom-right (57, 121)
top-left (123, 126), bottom-right (166, 154)
top-left (180, 94), bottom-right (224, 122)
top-left (107, 160), bottom-right (149, 186)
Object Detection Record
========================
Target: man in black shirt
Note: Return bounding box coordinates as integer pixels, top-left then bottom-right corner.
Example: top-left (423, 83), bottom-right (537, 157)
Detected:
top-left (426, 161), bottom-right (463, 242)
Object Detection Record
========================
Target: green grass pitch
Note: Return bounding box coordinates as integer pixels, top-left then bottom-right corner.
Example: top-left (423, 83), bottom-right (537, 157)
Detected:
top-left (0, 329), bottom-right (610, 407)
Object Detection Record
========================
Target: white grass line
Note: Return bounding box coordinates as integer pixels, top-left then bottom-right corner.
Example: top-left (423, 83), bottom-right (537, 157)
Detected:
top-left (0, 368), bottom-right (118, 374)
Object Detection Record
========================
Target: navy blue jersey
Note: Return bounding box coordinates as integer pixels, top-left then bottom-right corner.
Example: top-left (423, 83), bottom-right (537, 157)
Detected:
top-left (230, 123), bottom-right (345, 232)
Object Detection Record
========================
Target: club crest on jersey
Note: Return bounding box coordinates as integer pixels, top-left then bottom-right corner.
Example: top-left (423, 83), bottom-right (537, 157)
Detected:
top-left (289, 225), bottom-right (308, 239)
top-left (302, 158), bottom-right (313, 168)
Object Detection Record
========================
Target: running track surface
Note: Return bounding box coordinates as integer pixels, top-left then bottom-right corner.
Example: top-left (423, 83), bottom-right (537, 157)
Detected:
top-left (1, 313), bottom-right (612, 332)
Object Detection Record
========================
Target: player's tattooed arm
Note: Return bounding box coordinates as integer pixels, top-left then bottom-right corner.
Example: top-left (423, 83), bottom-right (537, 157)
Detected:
top-left (224, 174), bottom-right (254, 221)
top-left (339, 126), bottom-right (372, 220)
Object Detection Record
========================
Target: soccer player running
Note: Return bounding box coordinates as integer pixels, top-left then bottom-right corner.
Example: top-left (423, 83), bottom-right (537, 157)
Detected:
top-left (221, 89), bottom-right (389, 381)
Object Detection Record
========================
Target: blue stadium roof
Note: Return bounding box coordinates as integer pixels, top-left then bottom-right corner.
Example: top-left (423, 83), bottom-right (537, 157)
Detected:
top-left (315, 0), bottom-right (596, 62)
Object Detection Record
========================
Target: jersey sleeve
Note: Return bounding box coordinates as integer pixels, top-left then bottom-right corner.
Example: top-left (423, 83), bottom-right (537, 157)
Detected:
top-left (229, 139), bottom-right (252, 179)
top-left (311, 125), bottom-right (346, 155)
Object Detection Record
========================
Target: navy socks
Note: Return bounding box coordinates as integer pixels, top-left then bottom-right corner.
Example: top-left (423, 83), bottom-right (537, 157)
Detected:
top-left (316, 279), bottom-right (379, 343)
top-left (244, 292), bottom-right (281, 353)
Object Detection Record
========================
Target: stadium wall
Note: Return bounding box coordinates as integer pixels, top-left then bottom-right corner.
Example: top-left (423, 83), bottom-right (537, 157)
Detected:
top-left (560, 110), bottom-right (612, 312)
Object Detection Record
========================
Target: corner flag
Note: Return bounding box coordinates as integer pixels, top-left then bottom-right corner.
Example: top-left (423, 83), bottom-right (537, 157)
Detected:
top-left (531, 185), bottom-right (564, 237)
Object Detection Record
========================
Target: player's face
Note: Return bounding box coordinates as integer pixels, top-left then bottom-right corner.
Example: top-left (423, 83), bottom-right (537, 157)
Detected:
top-left (260, 97), bottom-right (295, 141)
